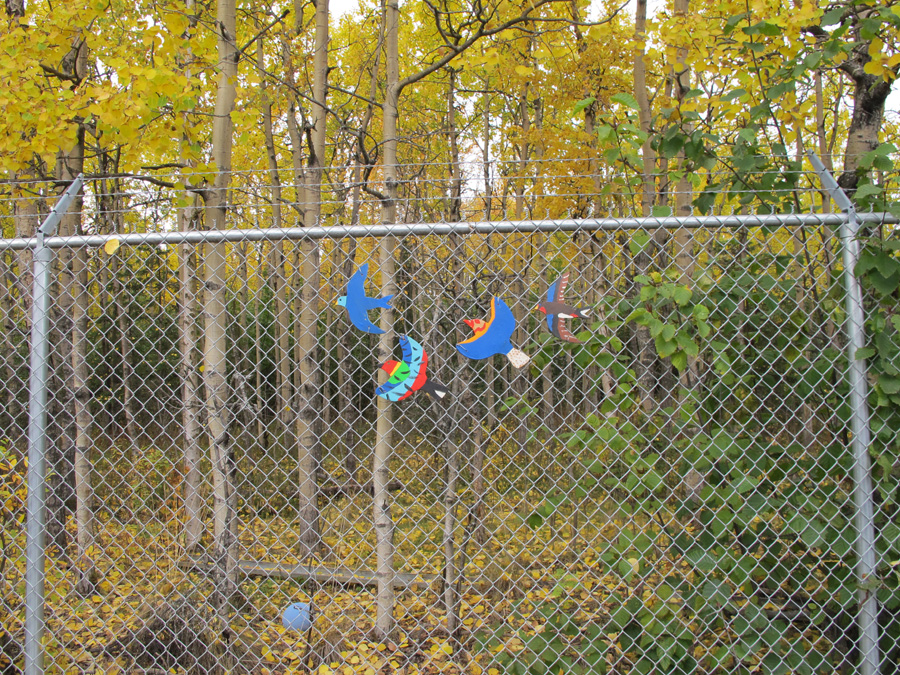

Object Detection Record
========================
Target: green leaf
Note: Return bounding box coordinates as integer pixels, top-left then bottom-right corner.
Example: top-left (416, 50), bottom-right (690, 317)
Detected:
top-left (629, 233), bottom-right (651, 255)
top-left (873, 251), bottom-right (900, 279)
top-left (572, 96), bottom-right (596, 116)
top-left (880, 522), bottom-right (900, 552)
top-left (733, 475), bottom-right (758, 494)
top-left (642, 470), bottom-right (664, 492)
top-left (673, 286), bottom-right (692, 306)
top-left (611, 92), bottom-right (639, 110)
top-left (821, 6), bottom-right (844, 25)
top-left (596, 124), bottom-right (616, 143)
top-left (738, 128), bottom-right (757, 144)
top-left (855, 183), bottom-right (883, 201)
top-left (655, 335), bottom-right (678, 358)
top-left (677, 333), bottom-right (699, 357)
top-left (878, 375), bottom-right (900, 395)
top-left (855, 346), bottom-right (876, 360)
top-left (868, 272), bottom-right (900, 295)
top-left (652, 205), bottom-right (673, 218)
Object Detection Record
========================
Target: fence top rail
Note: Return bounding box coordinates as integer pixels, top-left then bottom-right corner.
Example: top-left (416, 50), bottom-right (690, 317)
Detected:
top-left (0, 212), bottom-right (895, 251)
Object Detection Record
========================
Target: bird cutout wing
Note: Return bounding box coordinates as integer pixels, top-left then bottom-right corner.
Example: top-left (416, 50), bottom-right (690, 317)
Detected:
top-left (544, 276), bottom-right (562, 335)
top-left (340, 262), bottom-right (392, 334)
top-left (375, 336), bottom-right (423, 402)
top-left (456, 297), bottom-right (517, 361)
top-left (346, 262), bottom-right (369, 302)
top-left (457, 299), bottom-right (497, 346)
top-left (376, 336), bottom-right (450, 403)
top-left (553, 316), bottom-right (579, 343)
top-left (540, 272), bottom-right (590, 344)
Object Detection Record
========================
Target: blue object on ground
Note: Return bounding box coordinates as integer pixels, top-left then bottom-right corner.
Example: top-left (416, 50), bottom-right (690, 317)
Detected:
top-left (282, 602), bottom-right (313, 631)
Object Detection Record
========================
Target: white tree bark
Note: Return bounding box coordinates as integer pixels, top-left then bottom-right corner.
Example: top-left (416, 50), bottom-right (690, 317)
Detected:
top-left (204, 0), bottom-right (240, 620)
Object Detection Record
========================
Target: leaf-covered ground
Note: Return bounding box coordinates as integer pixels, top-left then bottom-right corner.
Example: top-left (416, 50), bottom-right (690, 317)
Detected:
top-left (1, 436), bottom-right (857, 674)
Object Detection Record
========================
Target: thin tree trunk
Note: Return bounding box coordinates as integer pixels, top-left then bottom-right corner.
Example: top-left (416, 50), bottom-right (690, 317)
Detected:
top-left (46, 30), bottom-right (89, 561)
top-left (441, 385), bottom-right (464, 645)
top-left (54, 129), bottom-right (95, 591)
top-left (634, 0), bottom-right (656, 218)
top-left (373, 0), bottom-right (400, 639)
top-left (204, 0), bottom-right (240, 633)
top-left (254, 243), bottom-right (267, 441)
top-left (293, 0), bottom-right (329, 555)
top-left (110, 253), bottom-right (138, 448)
top-left (179, 220), bottom-right (205, 553)
top-left (177, 0), bottom-right (205, 556)
top-left (72, 221), bottom-right (97, 595)
top-left (481, 86), bottom-right (493, 220)
top-left (259, 35), bottom-right (292, 428)
top-left (0, 252), bottom-right (21, 438)
top-left (672, 0), bottom-right (695, 284)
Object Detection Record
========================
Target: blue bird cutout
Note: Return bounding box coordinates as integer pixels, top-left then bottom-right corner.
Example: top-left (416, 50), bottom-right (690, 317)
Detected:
top-left (456, 297), bottom-right (529, 368)
top-left (336, 262), bottom-right (393, 334)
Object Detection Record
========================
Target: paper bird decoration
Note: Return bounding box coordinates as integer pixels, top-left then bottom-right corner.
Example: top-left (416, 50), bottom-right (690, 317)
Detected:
top-left (457, 296), bottom-right (530, 368)
top-left (336, 262), bottom-right (393, 334)
top-left (282, 602), bottom-right (313, 631)
top-left (537, 272), bottom-right (591, 343)
top-left (376, 335), bottom-right (449, 402)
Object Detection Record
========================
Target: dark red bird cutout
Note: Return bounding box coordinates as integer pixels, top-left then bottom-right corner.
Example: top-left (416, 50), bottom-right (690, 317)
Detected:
top-left (536, 272), bottom-right (591, 343)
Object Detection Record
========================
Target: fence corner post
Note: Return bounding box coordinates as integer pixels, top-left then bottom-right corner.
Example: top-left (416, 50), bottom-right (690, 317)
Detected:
top-left (808, 153), bottom-right (881, 675)
top-left (24, 174), bottom-right (83, 675)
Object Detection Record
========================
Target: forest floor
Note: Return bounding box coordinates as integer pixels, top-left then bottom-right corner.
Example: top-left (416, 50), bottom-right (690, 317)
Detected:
top-left (3, 483), bottom-right (632, 675)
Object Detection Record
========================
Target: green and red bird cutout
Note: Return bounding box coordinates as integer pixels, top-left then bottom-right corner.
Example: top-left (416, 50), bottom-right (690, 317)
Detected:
top-left (376, 335), bottom-right (449, 402)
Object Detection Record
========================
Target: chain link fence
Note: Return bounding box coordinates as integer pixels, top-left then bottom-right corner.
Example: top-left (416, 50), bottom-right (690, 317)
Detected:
top-left (0, 168), bottom-right (899, 675)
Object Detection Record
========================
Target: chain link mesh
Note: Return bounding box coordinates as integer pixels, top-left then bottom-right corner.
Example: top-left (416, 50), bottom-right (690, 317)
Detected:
top-left (0, 172), bottom-right (898, 675)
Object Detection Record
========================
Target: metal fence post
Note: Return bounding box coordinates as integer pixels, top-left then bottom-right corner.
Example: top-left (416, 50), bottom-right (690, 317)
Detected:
top-left (24, 175), bottom-right (83, 675)
top-left (809, 153), bottom-right (881, 675)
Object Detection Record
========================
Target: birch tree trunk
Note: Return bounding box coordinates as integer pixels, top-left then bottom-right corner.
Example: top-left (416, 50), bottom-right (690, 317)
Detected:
top-left (373, 0), bottom-right (400, 640)
top-left (293, 0), bottom-right (329, 554)
top-left (204, 0), bottom-right (240, 623)
top-left (176, 0), bottom-right (205, 555)
top-left (179, 217), bottom-right (205, 554)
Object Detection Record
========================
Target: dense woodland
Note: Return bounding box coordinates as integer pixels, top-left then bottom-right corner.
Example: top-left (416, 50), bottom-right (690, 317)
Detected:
top-left (2, 0), bottom-right (900, 673)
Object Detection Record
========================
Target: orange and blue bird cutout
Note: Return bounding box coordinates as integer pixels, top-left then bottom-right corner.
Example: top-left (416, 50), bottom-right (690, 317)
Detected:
top-left (457, 297), bottom-right (529, 368)
top-left (376, 335), bottom-right (449, 402)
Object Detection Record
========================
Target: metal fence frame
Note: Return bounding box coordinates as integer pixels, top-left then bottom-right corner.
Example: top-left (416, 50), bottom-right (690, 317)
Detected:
top-left (9, 163), bottom-right (897, 675)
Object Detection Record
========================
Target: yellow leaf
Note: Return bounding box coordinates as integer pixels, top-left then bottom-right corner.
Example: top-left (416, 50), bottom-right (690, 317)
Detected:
top-left (104, 239), bottom-right (120, 255)
top-left (868, 38), bottom-right (884, 59)
top-left (863, 60), bottom-right (885, 76)
top-left (514, 65), bottom-right (533, 77)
